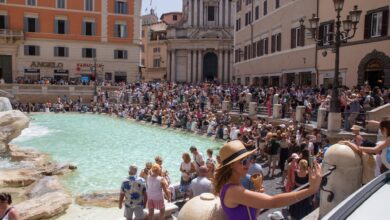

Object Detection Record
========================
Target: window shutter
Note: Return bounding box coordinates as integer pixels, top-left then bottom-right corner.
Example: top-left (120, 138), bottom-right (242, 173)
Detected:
top-left (65, 47), bottom-right (69, 57)
top-left (54, 20), bottom-right (58, 33)
top-left (329, 23), bottom-right (334, 44)
top-left (92, 49), bottom-right (96, 58)
top-left (265, 38), bottom-right (269, 54)
top-left (318, 24), bottom-right (324, 46)
top-left (256, 41), bottom-right (260, 56)
top-left (35, 18), bottom-right (40, 32)
top-left (364, 13), bottom-right (372, 39)
top-left (124, 25), bottom-right (128, 38)
top-left (291, 28), bottom-right (296, 48)
top-left (299, 26), bottom-right (305, 46)
top-left (24, 17), bottom-right (28, 32)
top-left (124, 2), bottom-right (128, 14)
top-left (271, 35), bottom-right (276, 53)
top-left (54, 47), bottom-right (58, 56)
top-left (36, 46), bottom-right (40, 56)
top-left (114, 24), bottom-right (118, 37)
top-left (115, 2), bottom-right (118, 13)
top-left (277, 33), bottom-right (281, 51)
top-left (92, 22), bottom-right (96, 35)
top-left (114, 50), bottom-right (118, 59)
top-left (124, 50), bottom-right (128, 59)
top-left (24, 45), bottom-right (28, 55)
top-left (82, 48), bottom-right (86, 57)
top-left (252, 43), bottom-right (256, 58)
top-left (65, 20), bottom-right (69, 34)
top-left (382, 9), bottom-right (389, 36)
top-left (82, 22), bottom-right (86, 35)
top-left (260, 40), bottom-right (264, 56)
top-left (4, 15), bottom-right (9, 29)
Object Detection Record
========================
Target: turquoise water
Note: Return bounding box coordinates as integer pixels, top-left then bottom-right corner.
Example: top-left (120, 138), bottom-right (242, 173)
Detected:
top-left (11, 114), bottom-right (222, 195)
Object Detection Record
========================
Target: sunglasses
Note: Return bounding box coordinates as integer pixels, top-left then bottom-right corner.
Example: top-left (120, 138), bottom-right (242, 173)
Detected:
top-left (240, 157), bottom-right (249, 166)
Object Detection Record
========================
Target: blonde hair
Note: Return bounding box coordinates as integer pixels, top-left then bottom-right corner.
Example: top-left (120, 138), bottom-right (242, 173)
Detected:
top-left (299, 159), bottom-right (308, 171)
top-left (151, 163), bottom-right (161, 174)
top-left (213, 165), bottom-right (233, 195)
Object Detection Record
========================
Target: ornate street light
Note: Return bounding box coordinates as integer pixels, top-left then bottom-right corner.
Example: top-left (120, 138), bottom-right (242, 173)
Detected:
top-left (303, 2), bottom-right (362, 131)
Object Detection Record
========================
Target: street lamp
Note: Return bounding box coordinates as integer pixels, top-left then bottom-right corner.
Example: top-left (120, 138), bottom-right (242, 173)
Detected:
top-left (305, 1), bottom-right (361, 114)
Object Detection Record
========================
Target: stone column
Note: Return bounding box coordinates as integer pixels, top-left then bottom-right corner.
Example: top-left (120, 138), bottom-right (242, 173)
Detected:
top-left (188, 0), bottom-right (193, 26)
top-left (194, 0), bottom-right (198, 27)
top-left (224, 0), bottom-right (229, 27)
top-left (197, 50), bottom-right (203, 82)
top-left (273, 104), bottom-right (282, 119)
top-left (317, 108), bottom-right (327, 129)
top-left (167, 51), bottom-right (171, 81)
top-left (328, 112), bottom-right (341, 132)
top-left (187, 50), bottom-right (192, 82)
top-left (219, 0), bottom-right (223, 27)
top-left (199, 0), bottom-right (203, 26)
top-left (249, 102), bottom-right (257, 116)
top-left (296, 106), bottom-right (305, 123)
top-left (218, 50), bottom-right (223, 82)
top-left (192, 50), bottom-right (197, 82)
top-left (171, 50), bottom-right (176, 82)
top-left (223, 50), bottom-right (229, 83)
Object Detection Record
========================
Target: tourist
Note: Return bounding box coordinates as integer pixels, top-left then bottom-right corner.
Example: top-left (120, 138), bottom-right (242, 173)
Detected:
top-left (289, 160), bottom-right (313, 220)
top-left (241, 160), bottom-right (264, 192)
top-left (189, 146), bottom-right (205, 171)
top-left (341, 117), bottom-right (390, 173)
top-left (213, 140), bottom-right (322, 220)
top-left (189, 166), bottom-right (212, 198)
top-left (119, 165), bottom-right (147, 220)
top-left (147, 164), bottom-right (171, 220)
top-left (154, 156), bottom-right (171, 185)
top-left (285, 153), bottom-right (300, 192)
top-left (0, 193), bottom-right (19, 220)
top-left (179, 153), bottom-right (196, 199)
top-left (140, 162), bottom-right (153, 181)
top-left (206, 149), bottom-right (217, 179)
top-left (267, 133), bottom-right (280, 178)
top-left (278, 132), bottom-right (289, 185)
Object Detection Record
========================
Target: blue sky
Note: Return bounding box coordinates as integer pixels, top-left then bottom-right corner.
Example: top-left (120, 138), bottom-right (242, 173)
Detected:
top-left (142, 0), bottom-right (183, 16)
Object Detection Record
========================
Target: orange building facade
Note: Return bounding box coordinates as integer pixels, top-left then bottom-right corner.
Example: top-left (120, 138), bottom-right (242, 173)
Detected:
top-left (0, 0), bottom-right (142, 84)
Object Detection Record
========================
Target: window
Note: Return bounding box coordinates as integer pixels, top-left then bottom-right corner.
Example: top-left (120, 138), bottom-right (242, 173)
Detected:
top-left (54, 47), bottom-right (69, 57)
top-left (256, 38), bottom-right (268, 56)
top-left (236, 0), bottom-right (241, 13)
top-left (27, 0), bottom-right (36, 6)
top-left (275, 0), bottom-right (280, 9)
top-left (271, 33), bottom-right (281, 53)
top-left (83, 21), bottom-right (96, 36)
top-left (114, 50), bottom-right (128, 59)
top-left (57, 0), bottom-right (66, 8)
top-left (365, 8), bottom-right (389, 39)
top-left (245, 12), bottom-right (252, 26)
top-left (255, 6), bottom-right (259, 20)
top-left (0, 15), bottom-right (8, 29)
top-left (235, 49), bottom-right (241, 63)
top-left (153, 59), bottom-right (161, 68)
top-left (208, 6), bottom-right (215, 21)
top-left (141, 59), bottom-right (145, 66)
top-left (291, 26), bottom-right (305, 48)
top-left (115, 0), bottom-right (128, 14)
top-left (82, 48), bottom-right (96, 58)
top-left (0, 0), bottom-right (5, 3)
top-left (236, 18), bottom-right (241, 31)
top-left (153, 47), bottom-right (160, 53)
top-left (318, 22), bottom-right (334, 46)
top-left (24, 17), bottom-right (39, 32)
top-left (114, 23), bottom-right (128, 38)
top-left (245, 0), bottom-right (252, 5)
top-left (173, 15), bottom-right (177, 21)
top-left (141, 45), bottom-right (144, 52)
top-left (24, 45), bottom-right (40, 56)
top-left (141, 30), bottom-right (145, 38)
top-left (55, 19), bottom-right (68, 34)
top-left (85, 0), bottom-right (93, 11)
top-left (263, 0), bottom-right (268, 16)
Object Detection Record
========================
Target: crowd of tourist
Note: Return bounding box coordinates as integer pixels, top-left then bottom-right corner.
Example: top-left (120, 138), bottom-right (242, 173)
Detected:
top-left (10, 81), bottom-right (390, 220)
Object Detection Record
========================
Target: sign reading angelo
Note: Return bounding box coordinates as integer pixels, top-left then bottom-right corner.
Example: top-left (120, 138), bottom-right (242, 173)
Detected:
top-left (76, 63), bottom-right (104, 74)
top-left (31, 62), bottom-right (64, 69)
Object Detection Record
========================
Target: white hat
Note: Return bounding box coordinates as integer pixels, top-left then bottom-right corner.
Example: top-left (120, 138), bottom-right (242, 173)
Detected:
top-left (267, 211), bottom-right (284, 220)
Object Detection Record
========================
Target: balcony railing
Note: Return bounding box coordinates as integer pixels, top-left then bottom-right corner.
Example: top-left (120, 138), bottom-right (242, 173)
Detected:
top-left (0, 29), bottom-right (24, 39)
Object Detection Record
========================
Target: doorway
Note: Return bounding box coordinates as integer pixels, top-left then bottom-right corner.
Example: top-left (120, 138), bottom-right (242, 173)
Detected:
top-left (364, 59), bottom-right (384, 88)
top-left (203, 52), bottom-right (218, 81)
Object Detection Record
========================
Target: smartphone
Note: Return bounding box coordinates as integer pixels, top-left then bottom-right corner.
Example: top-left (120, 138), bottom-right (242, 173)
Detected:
top-left (308, 156), bottom-right (315, 168)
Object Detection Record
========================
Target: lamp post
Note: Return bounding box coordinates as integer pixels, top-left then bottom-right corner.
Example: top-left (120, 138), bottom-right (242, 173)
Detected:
top-left (91, 57), bottom-right (98, 101)
top-left (303, 0), bottom-right (361, 131)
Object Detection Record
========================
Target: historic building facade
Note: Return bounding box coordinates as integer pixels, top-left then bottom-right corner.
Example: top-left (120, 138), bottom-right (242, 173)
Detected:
top-left (317, 0), bottom-right (390, 88)
top-left (0, 0), bottom-right (142, 84)
top-left (166, 0), bottom-right (234, 83)
top-left (140, 10), bottom-right (168, 81)
top-left (233, 0), bottom-right (317, 87)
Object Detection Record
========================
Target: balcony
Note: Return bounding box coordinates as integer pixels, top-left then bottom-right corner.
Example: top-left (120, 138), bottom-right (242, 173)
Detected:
top-left (0, 29), bottom-right (24, 44)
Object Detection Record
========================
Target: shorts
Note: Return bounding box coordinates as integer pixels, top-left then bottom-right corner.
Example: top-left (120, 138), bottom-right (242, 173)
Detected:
top-left (147, 199), bottom-right (165, 210)
top-left (124, 206), bottom-right (146, 219)
top-left (269, 154), bottom-right (278, 163)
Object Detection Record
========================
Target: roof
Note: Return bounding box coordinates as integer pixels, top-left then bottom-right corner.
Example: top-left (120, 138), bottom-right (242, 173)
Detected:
top-left (160, 12), bottom-right (182, 20)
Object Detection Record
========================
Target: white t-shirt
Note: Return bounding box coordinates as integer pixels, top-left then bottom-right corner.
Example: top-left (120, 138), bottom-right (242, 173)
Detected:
top-left (230, 128), bottom-right (240, 140)
top-left (193, 153), bottom-right (205, 169)
top-left (190, 177), bottom-right (212, 197)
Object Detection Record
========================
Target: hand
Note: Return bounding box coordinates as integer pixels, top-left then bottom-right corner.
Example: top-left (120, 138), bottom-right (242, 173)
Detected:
top-left (119, 203), bottom-right (122, 209)
top-left (308, 160), bottom-right (322, 194)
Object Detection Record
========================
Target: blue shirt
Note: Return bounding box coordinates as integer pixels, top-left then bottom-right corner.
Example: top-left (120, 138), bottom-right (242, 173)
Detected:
top-left (120, 175), bottom-right (146, 208)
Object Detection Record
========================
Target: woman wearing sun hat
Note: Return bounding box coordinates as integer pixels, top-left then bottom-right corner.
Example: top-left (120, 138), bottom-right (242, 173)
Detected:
top-left (214, 140), bottom-right (322, 220)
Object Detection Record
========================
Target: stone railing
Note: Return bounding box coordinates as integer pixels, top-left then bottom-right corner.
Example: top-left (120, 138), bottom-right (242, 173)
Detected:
top-left (366, 103), bottom-right (390, 133)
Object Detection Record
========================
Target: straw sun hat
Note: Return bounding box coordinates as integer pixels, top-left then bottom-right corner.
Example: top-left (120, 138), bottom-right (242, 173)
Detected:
top-left (217, 140), bottom-right (256, 169)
